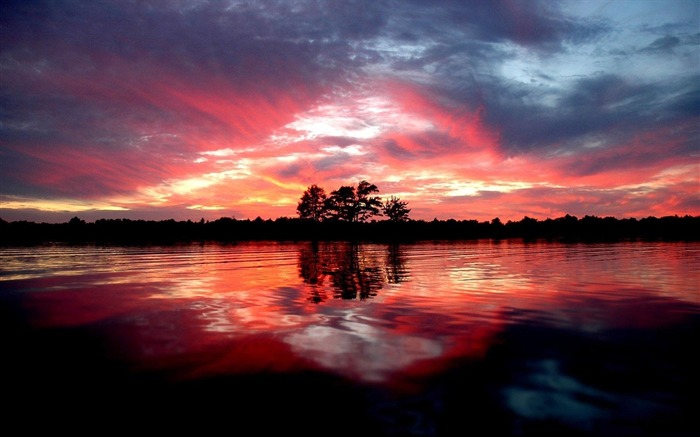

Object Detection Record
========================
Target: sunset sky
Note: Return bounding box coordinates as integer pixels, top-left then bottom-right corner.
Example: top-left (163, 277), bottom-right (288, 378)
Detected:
top-left (1, 0), bottom-right (698, 223)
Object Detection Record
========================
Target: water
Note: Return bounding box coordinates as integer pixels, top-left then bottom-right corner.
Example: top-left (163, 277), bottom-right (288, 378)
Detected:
top-left (1, 241), bottom-right (698, 436)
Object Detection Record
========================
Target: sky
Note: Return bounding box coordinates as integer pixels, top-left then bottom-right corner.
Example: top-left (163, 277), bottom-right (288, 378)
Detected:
top-left (1, 0), bottom-right (698, 223)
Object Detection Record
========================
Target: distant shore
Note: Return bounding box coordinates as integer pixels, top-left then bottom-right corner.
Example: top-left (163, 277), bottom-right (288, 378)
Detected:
top-left (1, 215), bottom-right (698, 244)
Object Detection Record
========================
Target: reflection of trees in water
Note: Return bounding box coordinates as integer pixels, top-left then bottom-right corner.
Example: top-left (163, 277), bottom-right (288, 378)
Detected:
top-left (297, 242), bottom-right (410, 303)
top-left (297, 241), bottom-right (329, 303)
top-left (386, 244), bottom-right (409, 284)
top-left (330, 244), bottom-right (383, 300)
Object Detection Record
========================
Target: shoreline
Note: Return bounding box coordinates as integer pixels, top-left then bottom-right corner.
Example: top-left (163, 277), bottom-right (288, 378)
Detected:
top-left (2, 215), bottom-right (699, 244)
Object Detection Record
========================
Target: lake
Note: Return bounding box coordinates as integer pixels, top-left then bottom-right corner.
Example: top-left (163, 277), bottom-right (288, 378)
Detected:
top-left (1, 240), bottom-right (698, 436)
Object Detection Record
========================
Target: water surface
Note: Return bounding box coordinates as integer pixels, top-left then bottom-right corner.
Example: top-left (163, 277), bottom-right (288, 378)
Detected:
top-left (2, 241), bottom-right (698, 436)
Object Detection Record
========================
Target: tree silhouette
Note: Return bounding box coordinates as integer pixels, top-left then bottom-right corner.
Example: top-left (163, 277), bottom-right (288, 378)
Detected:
top-left (325, 185), bottom-right (357, 221)
top-left (297, 184), bottom-right (327, 221)
top-left (382, 196), bottom-right (411, 222)
top-left (325, 181), bottom-right (382, 222)
top-left (356, 181), bottom-right (383, 222)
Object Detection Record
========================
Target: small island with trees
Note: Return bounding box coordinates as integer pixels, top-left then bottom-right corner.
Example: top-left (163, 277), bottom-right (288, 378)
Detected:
top-left (296, 181), bottom-right (410, 223)
top-left (1, 180), bottom-right (698, 244)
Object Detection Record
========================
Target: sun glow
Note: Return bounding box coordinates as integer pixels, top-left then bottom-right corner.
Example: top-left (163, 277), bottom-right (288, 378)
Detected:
top-left (187, 205), bottom-right (226, 211)
top-left (1, 197), bottom-right (129, 212)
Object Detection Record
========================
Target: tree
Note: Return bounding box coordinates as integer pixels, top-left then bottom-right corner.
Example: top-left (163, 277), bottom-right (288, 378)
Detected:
top-left (297, 184), bottom-right (327, 221)
top-left (382, 196), bottom-right (411, 222)
top-left (325, 180), bottom-right (383, 222)
top-left (68, 216), bottom-right (86, 226)
top-left (355, 180), bottom-right (383, 222)
top-left (325, 185), bottom-right (357, 222)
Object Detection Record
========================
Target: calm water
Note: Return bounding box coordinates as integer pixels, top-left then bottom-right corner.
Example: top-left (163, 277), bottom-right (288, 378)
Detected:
top-left (2, 241), bottom-right (698, 436)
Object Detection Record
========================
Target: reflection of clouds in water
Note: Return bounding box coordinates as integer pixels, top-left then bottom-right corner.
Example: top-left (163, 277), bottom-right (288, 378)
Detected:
top-left (448, 262), bottom-right (531, 294)
top-left (146, 276), bottom-right (218, 300)
top-left (190, 299), bottom-right (240, 333)
top-left (185, 284), bottom-right (445, 382)
top-left (285, 311), bottom-right (442, 382)
top-left (502, 359), bottom-right (611, 432)
top-left (192, 292), bottom-right (311, 334)
top-left (501, 358), bottom-right (671, 433)
top-left (10, 241), bottom-right (697, 384)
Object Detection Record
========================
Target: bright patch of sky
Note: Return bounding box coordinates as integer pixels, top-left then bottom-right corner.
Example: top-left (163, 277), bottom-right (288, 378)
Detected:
top-left (287, 112), bottom-right (381, 140)
top-left (1, 197), bottom-right (130, 212)
top-left (279, 93), bottom-right (436, 144)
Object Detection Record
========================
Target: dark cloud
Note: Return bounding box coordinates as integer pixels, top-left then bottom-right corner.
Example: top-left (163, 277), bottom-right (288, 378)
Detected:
top-left (275, 162), bottom-right (305, 179)
top-left (640, 35), bottom-right (681, 53)
top-left (469, 73), bottom-right (700, 162)
top-left (1, 1), bottom-right (344, 93)
top-left (399, 0), bottom-right (607, 50)
top-left (382, 139), bottom-right (415, 160)
top-left (385, 131), bottom-right (466, 158)
top-left (475, 190), bottom-right (505, 200)
top-left (318, 136), bottom-right (369, 148)
top-left (676, 189), bottom-right (700, 211)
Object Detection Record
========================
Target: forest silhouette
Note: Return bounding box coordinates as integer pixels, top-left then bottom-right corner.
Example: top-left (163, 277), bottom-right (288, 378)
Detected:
top-left (1, 214), bottom-right (698, 244)
top-left (3, 181), bottom-right (698, 243)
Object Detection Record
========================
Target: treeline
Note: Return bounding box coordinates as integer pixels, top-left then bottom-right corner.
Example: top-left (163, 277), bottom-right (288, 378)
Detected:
top-left (1, 214), bottom-right (698, 244)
